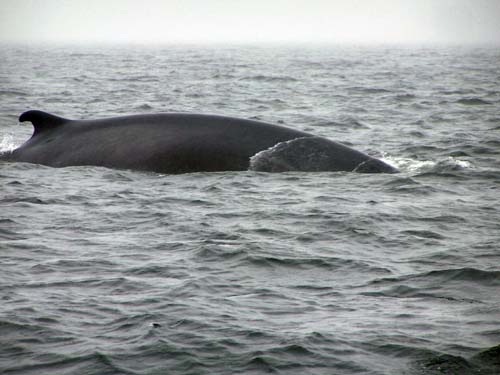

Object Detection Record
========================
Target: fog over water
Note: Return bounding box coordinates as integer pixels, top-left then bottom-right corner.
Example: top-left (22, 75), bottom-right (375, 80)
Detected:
top-left (1, 0), bottom-right (499, 45)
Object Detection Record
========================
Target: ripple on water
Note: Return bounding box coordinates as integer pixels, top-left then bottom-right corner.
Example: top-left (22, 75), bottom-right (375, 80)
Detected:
top-left (1, 45), bottom-right (500, 375)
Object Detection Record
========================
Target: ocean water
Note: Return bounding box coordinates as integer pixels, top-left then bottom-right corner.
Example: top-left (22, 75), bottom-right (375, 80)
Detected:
top-left (1, 44), bottom-right (499, 374)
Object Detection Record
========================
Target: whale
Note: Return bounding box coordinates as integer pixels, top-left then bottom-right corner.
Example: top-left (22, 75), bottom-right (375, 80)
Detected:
top-left (0, 110), bottom-right (398, 174)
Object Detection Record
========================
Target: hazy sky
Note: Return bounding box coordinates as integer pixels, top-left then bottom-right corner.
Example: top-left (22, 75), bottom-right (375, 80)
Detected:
top-left (1, 0), bottom-right (499, 45)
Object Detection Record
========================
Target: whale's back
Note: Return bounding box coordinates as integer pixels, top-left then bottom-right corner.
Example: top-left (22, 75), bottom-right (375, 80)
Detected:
top-left (10, 112), bottom-right (311, 173)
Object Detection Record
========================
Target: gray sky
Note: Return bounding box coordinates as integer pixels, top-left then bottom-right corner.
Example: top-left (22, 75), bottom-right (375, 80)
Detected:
top-left (1, 0), bottom-right (499, 45)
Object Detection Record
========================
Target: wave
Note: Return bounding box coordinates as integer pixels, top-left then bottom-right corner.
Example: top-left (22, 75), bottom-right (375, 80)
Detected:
top-left (433, 268), bottom-right (500, 284)
top-left (362, 268), bottom-right (500, 302)
top-left (134, 103), bottom-right (154, 111)
top-left (108, 75), bottom-right (158, 82)
top-left (239, 75), bottom-right (298, 83)
top-left (348, 87), bottom-right (391, 95)
top-left (394, 93), bottom-right (417, 101)
top-left (456, 97), bottom-right (492, 105)
top-left (1, 350), bottom-right (139, 375)
top-left (372, 268), bottom-right (500, 286)
top-left (401, 229), bottom-right (446, 240)
top-left (335, 116), bottom-right (371, 129)
top-left (0, 219), bottom-right (26, 242)
top-left (0, 89), bottom-right (28, 97)
top-left (412, 344), bottom-right (500, 375)
top-left (69, 53), bottom-right (107, 57)
top-left (1, 277), bottom-right (145, 292)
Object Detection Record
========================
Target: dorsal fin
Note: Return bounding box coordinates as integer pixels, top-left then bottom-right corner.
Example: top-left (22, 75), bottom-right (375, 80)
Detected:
top-left (19, 110), bottom-right (70, 136)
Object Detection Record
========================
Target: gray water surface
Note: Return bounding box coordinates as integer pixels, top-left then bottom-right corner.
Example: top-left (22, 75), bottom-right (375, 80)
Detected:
top-left (1, 44), bottom-right (499, 374)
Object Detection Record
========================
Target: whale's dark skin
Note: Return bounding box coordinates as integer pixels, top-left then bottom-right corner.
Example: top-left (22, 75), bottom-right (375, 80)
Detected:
top-left (0, 110), bottom-right (398, 174)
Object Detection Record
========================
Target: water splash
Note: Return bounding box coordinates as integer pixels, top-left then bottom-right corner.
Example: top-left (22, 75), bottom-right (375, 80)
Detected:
top-left (386, 156), bottom-right (473, 174)
top-left (0, 134), bottom-right (17, 153)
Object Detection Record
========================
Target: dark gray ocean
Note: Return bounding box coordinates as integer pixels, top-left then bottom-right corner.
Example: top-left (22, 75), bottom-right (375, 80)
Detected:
top-left (1, 44), bottom-right (499, 374)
